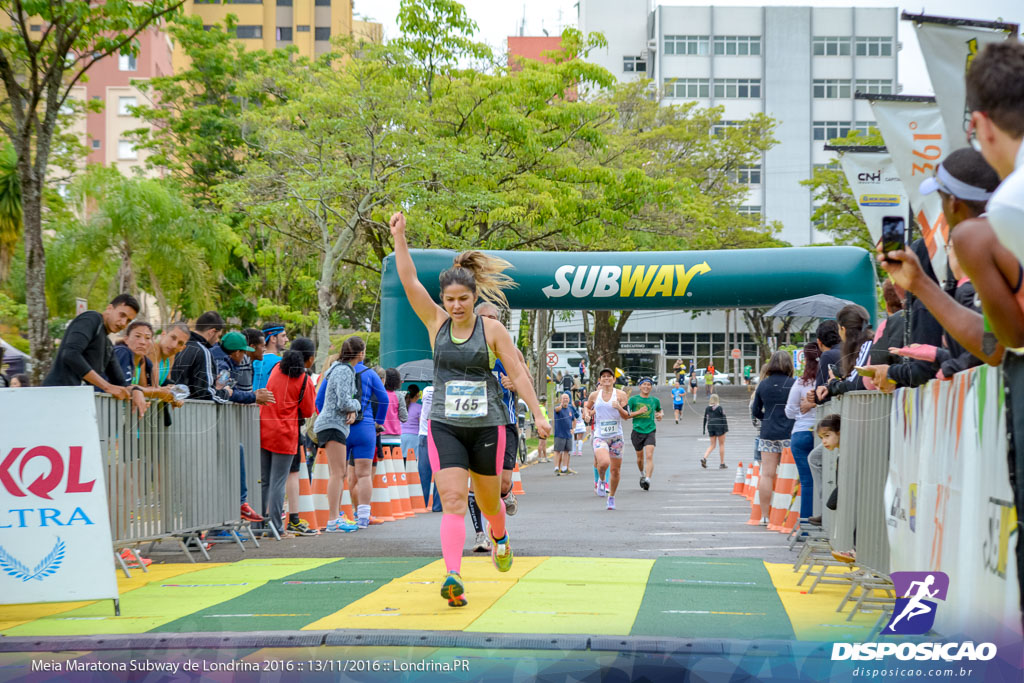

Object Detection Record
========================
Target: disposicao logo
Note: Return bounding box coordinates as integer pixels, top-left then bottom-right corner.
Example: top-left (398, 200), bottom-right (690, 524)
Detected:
top-left (859, 194), bottom-right (902, 207)
top-left (542, 263), bottom-right (710, 299)
top-left (885, 571), bottom-right (949, 635)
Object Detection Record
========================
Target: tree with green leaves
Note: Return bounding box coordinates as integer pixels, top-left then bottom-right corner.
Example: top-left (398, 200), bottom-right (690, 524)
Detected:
top-left (52, 167), bottom-right (236, 324)
top-left (0, 0), bottom-right (186, 381)
top-left (0, 142), bottom-right (20, 280)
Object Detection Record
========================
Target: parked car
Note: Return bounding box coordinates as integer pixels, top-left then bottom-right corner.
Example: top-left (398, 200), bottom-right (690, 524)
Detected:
top-left (695, 368), bottom-right (731, 385)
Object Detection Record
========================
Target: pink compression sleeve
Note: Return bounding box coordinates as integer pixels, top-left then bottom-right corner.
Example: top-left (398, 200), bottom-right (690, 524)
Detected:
top-left (440, 513), bottom-right (465, 574)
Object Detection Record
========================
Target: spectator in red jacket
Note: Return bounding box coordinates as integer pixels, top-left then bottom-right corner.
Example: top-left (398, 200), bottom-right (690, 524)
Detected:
top-left (259, 337), bottom-right (316, 537)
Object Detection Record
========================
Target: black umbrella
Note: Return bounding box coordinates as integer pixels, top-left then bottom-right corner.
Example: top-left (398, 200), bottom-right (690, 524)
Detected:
top-left (764, 294), bottom-right (855, 320)
top-left (398, 359), bottom-right (433, 383)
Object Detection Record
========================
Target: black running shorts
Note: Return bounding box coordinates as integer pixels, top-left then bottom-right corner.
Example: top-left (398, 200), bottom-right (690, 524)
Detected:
top-left (503, 424), bottom-right (518, 471)
top-left (630, 429), bottom-right (656, 451)
top-left (427, 421), bottom-right (505, 477)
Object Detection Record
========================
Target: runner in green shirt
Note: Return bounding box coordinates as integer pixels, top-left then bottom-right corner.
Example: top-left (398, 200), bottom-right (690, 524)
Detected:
top-left (627, 377), bottom-right (663, 490)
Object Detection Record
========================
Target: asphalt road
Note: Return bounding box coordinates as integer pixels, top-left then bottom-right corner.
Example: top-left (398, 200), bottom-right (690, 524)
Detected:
top-left (194, 386), bottom-right (792, 565)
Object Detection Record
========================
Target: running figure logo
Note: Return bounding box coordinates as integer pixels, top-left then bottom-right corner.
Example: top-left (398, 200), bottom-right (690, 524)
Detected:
top-left (885, 571), bottom-right (950, 635)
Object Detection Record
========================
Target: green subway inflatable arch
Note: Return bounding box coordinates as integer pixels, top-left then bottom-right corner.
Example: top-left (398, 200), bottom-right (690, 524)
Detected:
top-left (380, 247), bottom-right (877, 367)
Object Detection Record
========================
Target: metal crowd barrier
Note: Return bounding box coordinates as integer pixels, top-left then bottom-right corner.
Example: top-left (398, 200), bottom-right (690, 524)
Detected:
top-left (96, 396), bottom-right (261, 549)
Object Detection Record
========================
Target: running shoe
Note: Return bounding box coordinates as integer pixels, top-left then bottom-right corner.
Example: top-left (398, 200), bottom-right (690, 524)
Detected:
top-left (356, 517), bottom-right (369, 529)
top-left (832, 550), bottom-right (856, 563)
top-left (119, 548), bottom-right (152, 567)
top-left (563, 468), bottom-right (577, 475)
top-left (287, 519), bottom-right (318, 536)
top-left (490, 532), bottom-right (513, 572)
top-left (597, 481), bottom-right (606, 496)
top-left (472, 531), bottom-right (491, 553)
top-left (640, 477), bottom-right (650, 491)
top-left (719, 463), bottom-right (728, 470)
top-left (606, 495), bottom-right (616, 510)
top-left (595, 481), bottom-right (600, 496)
top-left (240, 503), bottom-right (263, 522)
top-left (554, 467), bottom-right (561, 476)
top-left (503, 492), bottom-right (519, 516)
top-left (441, 571), bottom-right (468, 607)
top-left (700, 457), bottom-right (707, 469)
top-left (325, 518), bottom-right (359, 533)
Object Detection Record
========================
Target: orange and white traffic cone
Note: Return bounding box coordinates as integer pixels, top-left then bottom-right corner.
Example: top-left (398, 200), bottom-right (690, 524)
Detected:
top-left (311, 448), bottom-right (330, 530)
top-left (405, 443), bottom-right (427, 514)
top-left (731, 462), bottom-right (745, 495)
top-left (780, 481), bottom-right (801, 534)
top-left (511, 460), bottom-right (525, 495)
top-left (746, 462), bottom-right (760, 501)
top-left (742, 463), bottom-right (753, 498)
top-left (370, 456), bottom-right (395, 523)
top-left (297, 458), bottom-right (320, 534)
top-left (768, 448), bottom-right (798, 531)
top-left (745, 490), bottom-right (764, 525)
top-left (384, 443), bottom-right (413, 520)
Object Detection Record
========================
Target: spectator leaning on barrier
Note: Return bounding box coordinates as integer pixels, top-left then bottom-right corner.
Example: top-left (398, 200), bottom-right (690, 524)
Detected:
top-left (113, 320), bottom-right (176, 405)
top-left (816, 304), bottom-right (875, 399)
top-left (752, 350), bottom-right (796, 525)
top-left (169, 311), bottom-right (230, 403)
top-left (785, 341), bottom-right (820, 521)
top-left (253, 322), bottom-right (289, 391)
top-left (962, 39), bottom-right (1024, 627)
top-left (260, 337), bottom-right (316, 537)
top-left (813, 320), bottom-right (842, 401)
top-left (869, 280), bottom-right (906, 367)
top-left (152, 321), bottom-right (190, 387)
top-left (876, 148), bottom-right (1002, 388)
top-left (43, 293), bottom-right (147, 415)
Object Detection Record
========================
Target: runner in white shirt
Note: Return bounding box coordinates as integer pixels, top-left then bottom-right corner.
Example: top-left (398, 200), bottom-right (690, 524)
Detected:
top-left (583, 368), bottom-right (631, 510)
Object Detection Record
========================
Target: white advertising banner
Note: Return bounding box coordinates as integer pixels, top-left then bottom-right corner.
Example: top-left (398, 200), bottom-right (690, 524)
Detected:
top-left (0, 386), bottom-right (118, 606)
top-left (914, 21), bottom-right (1015, 145)
top-left (870, 98), bottom-right (950, 280)
top-left (837, 152), bottom-right (909, 245)
top-left (886, 367), bottom-right (1020, 638)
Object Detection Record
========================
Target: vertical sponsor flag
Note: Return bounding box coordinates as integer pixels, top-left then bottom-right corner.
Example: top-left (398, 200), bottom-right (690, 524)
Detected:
top-left (0, 386), bottom-right (118, 606)
top-left (913, 19), bottom-right (1017, 144)
top-left (869, 98), bottom-right (949, 280)
top-left (837, 152), bottom-right (909, 245)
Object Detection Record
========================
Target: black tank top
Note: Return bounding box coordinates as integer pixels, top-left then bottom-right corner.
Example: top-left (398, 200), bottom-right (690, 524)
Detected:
top-left (430, 316), bottom-right (506, 427)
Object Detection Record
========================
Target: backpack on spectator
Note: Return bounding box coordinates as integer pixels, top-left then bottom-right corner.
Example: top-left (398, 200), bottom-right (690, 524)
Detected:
top-left (305, 364), bottom-right (372, 446)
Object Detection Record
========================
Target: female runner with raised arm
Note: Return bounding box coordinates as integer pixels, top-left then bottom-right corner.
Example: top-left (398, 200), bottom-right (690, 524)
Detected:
top-left (390, 212), bottom-right (552, 607)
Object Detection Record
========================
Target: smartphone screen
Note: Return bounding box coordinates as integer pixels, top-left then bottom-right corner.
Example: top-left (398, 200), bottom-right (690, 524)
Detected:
top-left (828, 363), bottom-right (841, 378)
top-left (881, 215), bottom-right (906, 255)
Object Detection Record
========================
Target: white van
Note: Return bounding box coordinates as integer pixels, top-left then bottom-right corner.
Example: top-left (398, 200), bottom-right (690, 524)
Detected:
top-left (545, 348), bottom-right (589, 382)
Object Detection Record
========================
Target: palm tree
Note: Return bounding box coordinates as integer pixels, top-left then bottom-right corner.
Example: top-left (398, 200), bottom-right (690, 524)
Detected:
top-left (0, 143), bottom-right (22, 281)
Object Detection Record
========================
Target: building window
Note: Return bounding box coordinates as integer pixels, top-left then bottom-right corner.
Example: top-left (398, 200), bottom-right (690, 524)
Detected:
top-left (296, 25), bottom-right (310, 32)
top-left (664, 78), bottom-right (709, 99)
top-left (738, 205), bottom-right (762, 217)
top-left (663, 35), bottom-right (709, 56)
top-left (736, 165), bottom-right (762, 184)
top-left (812, 78), bottom-right (851, 99)
top-left (315, 0), bottom-right (330, 5)
top-left (30, 24), bottom-right (41, 31)
top-left (712, 35), bottom-right (761, 56)
top-left (714, 78), bottom-right (761, 99)
top-left (712, 120), bottom-right (742, 137)
top-left (277, 0), bottom-right (291, 4)
top-left (813, 121), bottom-right (873, 141)
top-left (118, 52), bottom-right (137, 71)
top-left (194, 0), bottom-right (220, 3)
top-left (226, 0), bottom-right (262, 3)
top-left (315, 27), bottom-right (331, 41)
top-left (117, 96), bottom-right (137, 116)
top-left (235, 25), bottom-right (263, 39)
top-left (91, 139), bottom-right (101, 149)
top-left (118, 140), bottom-right (137, 160)
top-left (276, 26), bottom-right (293, 41)
top-left (855, 36), bottom-right (893, 57)
top-left (623, 55), bottom-right (646, 72)
top-left (855, 79), bottom-right (893, 95)
top-left (813, 36), bottom-right (851, 56)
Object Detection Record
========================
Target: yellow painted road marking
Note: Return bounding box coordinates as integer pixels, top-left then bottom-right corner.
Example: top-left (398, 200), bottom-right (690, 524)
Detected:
top-left (763, 561), bottom-right (879, 641)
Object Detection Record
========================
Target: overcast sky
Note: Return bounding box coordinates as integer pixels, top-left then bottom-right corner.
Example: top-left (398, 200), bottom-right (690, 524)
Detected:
top-left (359, 0), bottom-right (1022, 95)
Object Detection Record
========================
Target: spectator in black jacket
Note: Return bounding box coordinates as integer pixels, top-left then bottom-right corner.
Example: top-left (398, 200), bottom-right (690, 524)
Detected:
top-left (818, 304), bottom-right (875, 398)
top-left (169, 311), bottom-right (230, 403)
top-left (752, 350), bottom-right (795, 524)
top-left (814, 320), bottom-right (842, 398)
top-left (871, 280), bottom-right (906, 366)
top-left (44, 293), bottom-right (147, 415)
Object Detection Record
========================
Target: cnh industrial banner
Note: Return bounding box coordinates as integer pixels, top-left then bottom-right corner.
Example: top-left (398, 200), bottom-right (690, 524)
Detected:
top-left (0, 386), bottom-right (118, 606)
top-left (869, 98), bottom-right (950, 280)
top-left (837, 152), bottom-right (909, 245)
top-left (913, 18), bottom-right (1017, 143)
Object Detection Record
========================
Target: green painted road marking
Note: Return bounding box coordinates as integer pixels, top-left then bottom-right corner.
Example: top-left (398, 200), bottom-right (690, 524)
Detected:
top-left (631, 557), bottom-right (794, 639)
top-left (155, 557), bottom-right (431, 633)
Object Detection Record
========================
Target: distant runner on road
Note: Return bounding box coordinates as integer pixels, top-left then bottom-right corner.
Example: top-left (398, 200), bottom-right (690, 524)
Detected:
top-left (628, 377), bottom-right (663, 490)
top-left (671, 380), bottom-right (687, 422)
top-left (583, 368), bottom-right (631, 510)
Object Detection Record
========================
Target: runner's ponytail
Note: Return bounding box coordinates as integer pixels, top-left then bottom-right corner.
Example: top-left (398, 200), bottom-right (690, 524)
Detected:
top-left (440, 251), bottom-right (516, 308)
